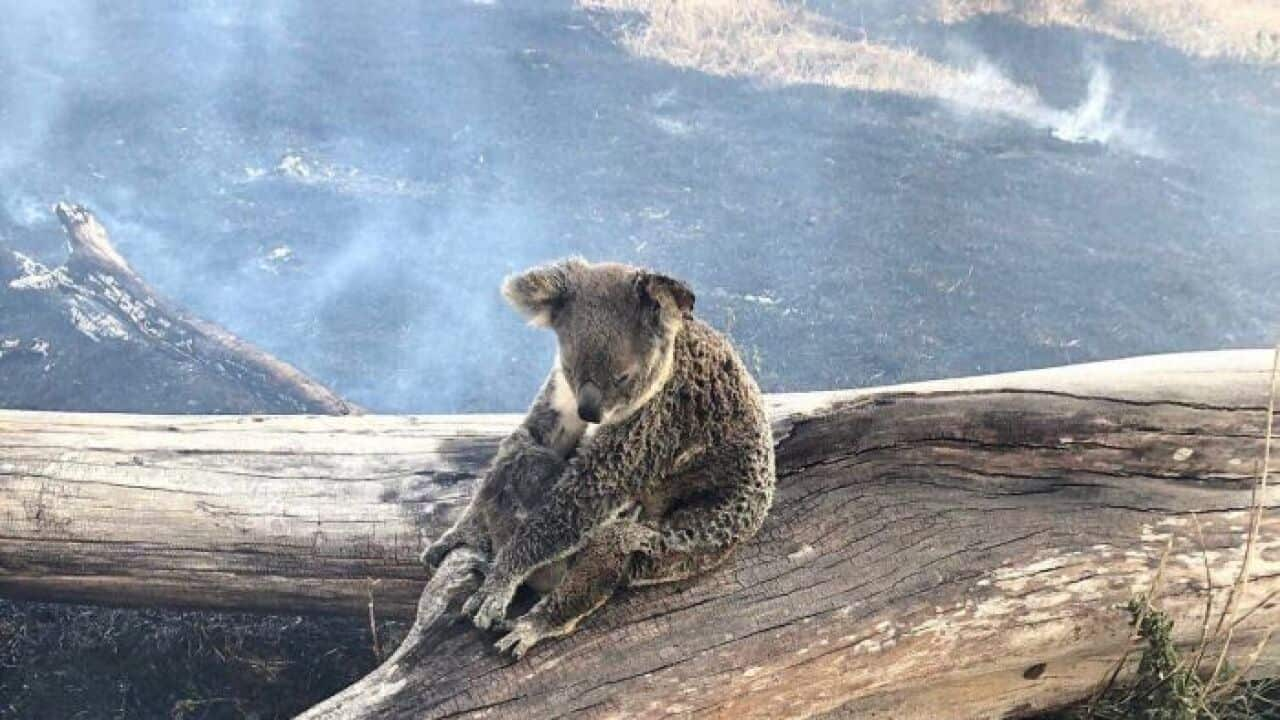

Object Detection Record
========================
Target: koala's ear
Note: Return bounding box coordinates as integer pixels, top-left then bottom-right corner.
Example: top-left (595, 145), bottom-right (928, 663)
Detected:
top-left (637, 271), bottom-right (695, 316)
top-left (501, 258), bottom-right (584, 326)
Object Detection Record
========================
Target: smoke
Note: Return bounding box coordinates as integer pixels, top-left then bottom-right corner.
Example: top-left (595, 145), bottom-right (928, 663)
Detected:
top-left (0, 0), bottom-right (566, 412)
top-left (1048, 63), bottom-right (1118, 143)
top-left (3, 194), bottom-right (47, 229)
top-left (942, 55), bottom-right (1162, 156)
top-left (0, 2), bottom-right (90, 171)
top-left (588, 0), bottom-right (1161, 156)
top-left (0, 0), bottom-right (1275, 414)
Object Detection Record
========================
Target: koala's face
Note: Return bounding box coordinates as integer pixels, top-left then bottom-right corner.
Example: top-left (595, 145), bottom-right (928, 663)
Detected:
top-left (503, 258), bottom-right (695, 425)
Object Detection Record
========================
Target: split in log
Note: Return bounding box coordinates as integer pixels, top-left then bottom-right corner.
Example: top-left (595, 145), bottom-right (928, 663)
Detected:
top-left (1, 349), bottom-right (1278, 718)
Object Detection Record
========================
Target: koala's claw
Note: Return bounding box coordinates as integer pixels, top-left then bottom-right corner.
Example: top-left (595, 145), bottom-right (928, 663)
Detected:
top-left (461, 593), bottom-right (481, 621)
top-left (468, 594), bottom-right (508, 630)
top-left (420, 540), bottom-right (453, 570)
top-left (495, 619), bottom-right (546, 658)
top-left (464, 581), bottom-right (515, 630)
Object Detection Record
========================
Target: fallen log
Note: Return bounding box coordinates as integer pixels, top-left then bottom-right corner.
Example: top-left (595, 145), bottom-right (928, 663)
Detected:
top-left (1, 349), bottom-right (1277, 718)
top-left (0, 203), bottom-right (356, 414)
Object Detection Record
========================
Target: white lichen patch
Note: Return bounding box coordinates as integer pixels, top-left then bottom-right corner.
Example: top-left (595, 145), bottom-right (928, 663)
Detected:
top-left (909, 613), bottom-right (961, 638)
top-left (93, 274), bottom-right (165, 338)
top-left (992, 554), bottom-right (1077, 582)
top-left (8, 252), bottom-right (71, 291)
top-left (857, 620), bottom-right (900, 655)
top-left (971, 595), bottom-right (1022, 620)
top-left (854, 638), bottom-right (883, 654)
top-left (68, 301), bottom-right (130, 342)
top-left (787, 543), bottom-right (817, 562)
top-left (1140, 524), bottom-right (1174, 543)
top-left (1172, 447), bottom-right (1195, 461)
top-left (971, 546), bottom-right (1156, 633)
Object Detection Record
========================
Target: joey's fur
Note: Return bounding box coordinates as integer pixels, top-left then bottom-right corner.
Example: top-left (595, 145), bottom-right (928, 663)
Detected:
top-left (422, 258), bottom-right (775, 657)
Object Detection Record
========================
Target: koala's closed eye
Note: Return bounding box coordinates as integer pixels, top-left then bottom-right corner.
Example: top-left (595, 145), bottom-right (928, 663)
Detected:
top-left (613, 371), bottom-right (633, 386)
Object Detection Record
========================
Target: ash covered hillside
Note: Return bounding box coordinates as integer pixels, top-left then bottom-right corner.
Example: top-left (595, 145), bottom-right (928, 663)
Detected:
top-left (1, 0), bottom-right (1276, 414)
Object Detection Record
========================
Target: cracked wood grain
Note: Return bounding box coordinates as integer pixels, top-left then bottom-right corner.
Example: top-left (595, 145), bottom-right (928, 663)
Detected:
top-left (2, 349), bottom-right (1278, 719)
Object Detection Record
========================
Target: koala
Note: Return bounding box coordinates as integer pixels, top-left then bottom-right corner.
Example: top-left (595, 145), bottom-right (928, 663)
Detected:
top-left (419, 365), bottom-right (581, 597)
top-left (422, 258), bottom-right (775, 658)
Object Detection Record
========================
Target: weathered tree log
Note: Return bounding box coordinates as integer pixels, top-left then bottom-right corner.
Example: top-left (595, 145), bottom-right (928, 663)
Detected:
top-left (53, 203), bottom-right (358, 415)
top-left (0, 203), bottom-right (356, 414)
top-left (2, 349), bottom-right (1278, 718)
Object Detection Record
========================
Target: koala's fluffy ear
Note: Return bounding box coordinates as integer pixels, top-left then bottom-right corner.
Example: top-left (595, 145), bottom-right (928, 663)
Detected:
top-left (637, 271), bottom-right (695, 317)
top-left (502, 258), bottom-right (584, 326)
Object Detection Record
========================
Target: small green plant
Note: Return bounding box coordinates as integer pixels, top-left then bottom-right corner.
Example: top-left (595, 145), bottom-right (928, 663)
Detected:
top-left (1062, 598), bottom-right (1277, 720)
top-left (1127, 598), bottom-right (1200, 720)
top-left (1102, 597), bottom-right (1202, 720)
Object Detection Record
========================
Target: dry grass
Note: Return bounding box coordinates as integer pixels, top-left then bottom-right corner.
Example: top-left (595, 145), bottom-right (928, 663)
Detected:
top-left (1203, 343), bottom-right (1280, 697)
top-left (579, 0), bottom-right (1272, 152)
top-left (582, 0), bottom-right (1043, 113)
top-left (580, 0), bottom-right (1160, 153)
top-left (933, 0), bottom-right (1280, 63)
top-left (588, 0), bottom-right (1049, 105)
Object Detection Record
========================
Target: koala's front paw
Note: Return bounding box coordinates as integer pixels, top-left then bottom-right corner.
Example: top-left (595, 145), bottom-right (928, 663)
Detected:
top-left (495, 616), bottom-right (548, 659)
top-left (420, 537), bottom-right (455, 571)
top-left (463, 577), bottom-right (517, 630)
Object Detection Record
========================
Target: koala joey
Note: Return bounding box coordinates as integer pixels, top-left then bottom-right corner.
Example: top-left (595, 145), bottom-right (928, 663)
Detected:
top-left (421, 258), bottom-right (775, 658)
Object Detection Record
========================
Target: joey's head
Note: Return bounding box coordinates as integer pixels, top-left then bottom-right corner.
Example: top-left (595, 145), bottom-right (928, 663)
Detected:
top-left (503, 258), bottom-right (695, 425)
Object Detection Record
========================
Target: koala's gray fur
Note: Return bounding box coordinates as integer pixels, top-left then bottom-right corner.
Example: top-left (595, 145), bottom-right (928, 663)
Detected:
top-left (420, 369), bottom-right (581, 595)
top-left (422, 258), bottom-right (775, 657)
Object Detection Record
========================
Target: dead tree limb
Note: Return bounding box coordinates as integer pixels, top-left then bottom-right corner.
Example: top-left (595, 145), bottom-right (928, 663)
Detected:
top-left (2, 349), bottom-right (1278, 718)
top-left (0, 203), bottom-right (356, 414)
top-left (54, 203), bottom-right (358, 415)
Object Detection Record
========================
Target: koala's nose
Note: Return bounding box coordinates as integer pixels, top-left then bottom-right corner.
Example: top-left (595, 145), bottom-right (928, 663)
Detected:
top-left (577, 382), bottom-right (603, 423)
